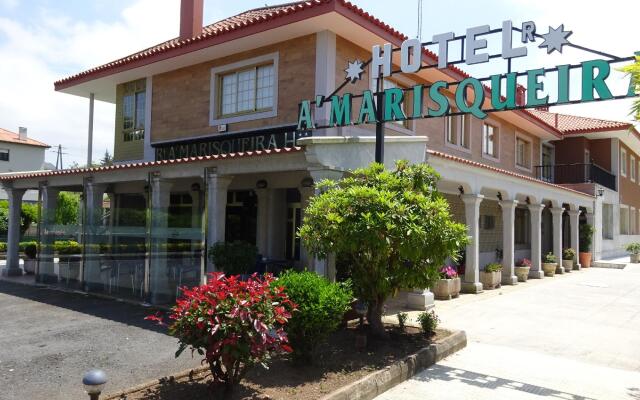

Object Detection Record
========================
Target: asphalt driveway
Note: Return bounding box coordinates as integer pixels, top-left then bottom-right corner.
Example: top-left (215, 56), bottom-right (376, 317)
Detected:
top-left (0, 282), bottom-right (201, 400)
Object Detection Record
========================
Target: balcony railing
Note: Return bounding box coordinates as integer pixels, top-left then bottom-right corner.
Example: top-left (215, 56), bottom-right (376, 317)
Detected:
top-left (534, 163), bottom-right (616, 191)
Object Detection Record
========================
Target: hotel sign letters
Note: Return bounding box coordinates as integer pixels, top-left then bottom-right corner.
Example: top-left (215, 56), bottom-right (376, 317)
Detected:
top-left (297, 21), bottom-right (638, 130)
top-left (154, 127), bottom-right (310, 161)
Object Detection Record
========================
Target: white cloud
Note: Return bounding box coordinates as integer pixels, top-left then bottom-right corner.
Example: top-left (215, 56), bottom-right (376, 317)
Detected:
top-left (0, 0), bottom-right (180, 165)
top-left (501, 0), bottom-right (638, 124)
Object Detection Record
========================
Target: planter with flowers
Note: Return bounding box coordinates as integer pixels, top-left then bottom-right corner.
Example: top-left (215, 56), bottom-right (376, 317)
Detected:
top-left (562, 248), bottom-right (576, 272)
top-left (480, 263), bottom-right (502, 290)
top-left (542, 252), bottom-right (557, 277)
top-left (514, 258), bottom-right (531, 282)
top-left (625, 243), bottom-right (640, 263)
top-left (433, 265), bottom-right (461, 300)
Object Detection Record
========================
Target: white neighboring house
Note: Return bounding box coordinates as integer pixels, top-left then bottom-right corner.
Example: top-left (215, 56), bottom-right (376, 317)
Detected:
top-left (0, 127), bottom-right (50, 202)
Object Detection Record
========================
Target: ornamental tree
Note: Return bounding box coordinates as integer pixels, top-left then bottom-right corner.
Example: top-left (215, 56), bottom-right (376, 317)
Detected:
top-left (146, 273), bottom-right (296, 393)
top-left (299, 161), bottom-right (468, 338)
top-left (621, 54), bottom-right (640, 120)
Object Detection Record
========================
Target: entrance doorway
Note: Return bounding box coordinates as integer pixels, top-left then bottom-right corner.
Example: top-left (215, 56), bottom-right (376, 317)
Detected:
top-left (226, 190), bottom-right (257, 245)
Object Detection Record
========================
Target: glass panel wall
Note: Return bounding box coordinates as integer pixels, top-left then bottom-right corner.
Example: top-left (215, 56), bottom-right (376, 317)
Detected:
top-left (149, 177), bottom-right (204, 305)
top-left (83, 181), bottom-right (148, 301)
top-left (37, 187), bottom-right (84, 289)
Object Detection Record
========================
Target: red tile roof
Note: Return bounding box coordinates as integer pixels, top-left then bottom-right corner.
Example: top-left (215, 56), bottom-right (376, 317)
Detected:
top-left (0, 146), bottom-right (303, 181)
top-left (528, 109), bottom-right (633, 135)
top-left (0, 128), bottom-right (50, 148)
top-left (427, 149), bottom-right (594, 198)
top-left (54, 0), bottom-right (561, 136)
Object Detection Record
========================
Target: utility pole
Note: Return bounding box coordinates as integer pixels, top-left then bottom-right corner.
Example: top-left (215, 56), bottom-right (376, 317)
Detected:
top-left (55, 145), bottom-right (64, 170)
top-left (87, 93), bottom-right (95, 167)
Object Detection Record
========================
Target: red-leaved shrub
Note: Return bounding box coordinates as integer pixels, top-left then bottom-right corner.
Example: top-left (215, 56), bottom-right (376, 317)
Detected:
top-left (146, 273), bottom-right (296, 392)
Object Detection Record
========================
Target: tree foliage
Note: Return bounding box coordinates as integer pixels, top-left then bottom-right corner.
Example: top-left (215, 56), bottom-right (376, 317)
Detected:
top-left (55, 192), bottom-right (81, 226)
top-left (0, 200), bottom-right (39, 237)
top-left (299, 161), bottom-right (468, 337)
top-left (621, 55), bottom-right (640, 120)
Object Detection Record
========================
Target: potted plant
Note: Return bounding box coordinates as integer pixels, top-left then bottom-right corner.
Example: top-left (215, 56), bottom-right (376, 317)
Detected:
top-left (22, 241), bottom-right (37, 275)
top-left (625, 243), bottom-right (640, 263)
top-left (562, 248), bottom-right (576, 272)
top-left (480, 263), bottom-right (502, 290)
top-left (542, 252), bottom-right (557, 277)
top-left (55, 240), bottom-right (82, 284)
top-left (514, 258), bottom-right (531, 282)
top-left (433, 265), bottom-right (461, 300)
top-left (579, 224), bottom-right (595, 268)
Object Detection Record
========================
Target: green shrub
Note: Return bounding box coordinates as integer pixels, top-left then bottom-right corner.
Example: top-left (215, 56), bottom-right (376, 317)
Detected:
top-left (416, 310), bottom-right (439, 336)
top-left (579, 224), bottom-right (595, 252)
top-left (21, 241), bottom-right (37, 259)
top-left (543, 252), bottom-right (557, 264)
top-left (208, 241), bottom-right (257, 275)
top-left (397, 312), bottom-right (408, 331)
top-left (484, 263), bottom-right (502, 273)
top-left (0, 242), bottom-right (6, 252)
top-left (54, 240), bottom-right (82, 255)
top-left (563, 248), bottom-right (576, 260)
top-left (276, 270), bottom-right (353, 364)
top-left (625, 243), bottom-right (640, 255)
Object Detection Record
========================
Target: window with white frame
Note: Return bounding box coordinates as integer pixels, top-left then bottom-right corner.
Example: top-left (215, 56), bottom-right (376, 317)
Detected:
top-left (482, 123), bottom-right (498, 158)
top-left (516, 136), bottom-right (532, 169)
top-left (621, 148), bottom-right (628, 177)
top-left (631, 155), bottom-right (637, 182)
top-left (620, 207), bottom-right (629, 235)
top-left (445, 106), bottom-right (469, 149)
top-left (0, 148), bottom-right (8, 162)
top-left (371, 77), bottom-right (409, 128)
top-left (220, 63), bottom-right (274, 117)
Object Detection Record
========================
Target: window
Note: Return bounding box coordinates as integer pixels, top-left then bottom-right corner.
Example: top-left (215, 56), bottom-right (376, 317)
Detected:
top-left (631, 155), bottom-right (637, 182)
top-left (210, 53), bottom-right (279, 125)
top-left (372, 77), bottom-right (409, 128)
top-left (445, 106), bottom-right (469, 150)
top-left (515, 208), bottom-right (530, 244)
top-left (220, 64), bottom-right (274, 117)
top-left (541, 145), bottom-right (554, 182)
top-left (482, 123), bottom-right (499, 158)
top-left (621, 207), bottom-right (630, 235)
top-left (621, 148), bottom-right (627, 177)
top-left (482, 215), bottom-right (495, 230)
top-left (0, 149), bottom-right (9, 162)
top-left (516, 136), bottom-right (532, 169)
top-left (121, 79), bottom-right (145, 142)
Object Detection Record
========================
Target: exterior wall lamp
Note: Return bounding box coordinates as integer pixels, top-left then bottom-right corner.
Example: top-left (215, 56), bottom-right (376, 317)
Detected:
top-left (256, 180), bottom-right (268, 189)
top-left (497, 192), bottom-right (503, 201)
top-left (301, 177), bottom-right (314, 188)
top-left (458, 185), bottom-right (465, 196)
top-left (597, 188), bottom-right (605, 197)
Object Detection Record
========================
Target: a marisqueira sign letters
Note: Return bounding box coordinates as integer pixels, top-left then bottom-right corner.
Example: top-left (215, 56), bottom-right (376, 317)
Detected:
top-left (297, 21), bottom-right (638, 130)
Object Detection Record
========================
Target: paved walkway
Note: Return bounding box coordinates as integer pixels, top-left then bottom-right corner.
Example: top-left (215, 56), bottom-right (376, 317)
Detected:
top-left (0, 281), bottom-right (201, 400)
top-left (378, 265), bottom-right (640, 400)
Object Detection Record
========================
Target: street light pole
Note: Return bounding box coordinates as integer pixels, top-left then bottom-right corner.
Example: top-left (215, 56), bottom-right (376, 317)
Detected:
top-left (375, 72), bottom-right (385, 164)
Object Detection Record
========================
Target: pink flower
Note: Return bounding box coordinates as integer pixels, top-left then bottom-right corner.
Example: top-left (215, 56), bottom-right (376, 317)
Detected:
top-left (439, 265), bottom-right (458, 279)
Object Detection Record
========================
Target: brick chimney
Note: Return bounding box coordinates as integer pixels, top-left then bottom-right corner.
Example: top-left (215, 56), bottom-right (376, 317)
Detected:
top-left (515, 85), bottom-right (526, 107)
top-left (18, 127), bottom-right (27, 140)
top-left (180, 0), bottom-right (204, 41)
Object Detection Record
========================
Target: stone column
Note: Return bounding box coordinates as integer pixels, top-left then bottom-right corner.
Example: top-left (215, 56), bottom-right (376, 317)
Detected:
top-left (39, 184), bottom-right (59, 283)
top-left (528, 203), bottom-right (545, 278)
top-left (83, 180), bottom-right (107, 290)
top-left (2, 187), bottom-right (26, 276)
top-left (568, 209), bottom-right (581, 270)
top-left (206, 172), bottom-right (233, 273)
top-left (150, 174), bottom-right (172, 304)
top-left (550, 207), bottom-right (565, 274)
top-left (461, 194), bottom-right (484, 293)
top-left (499, 200), bottom-right (518, 285)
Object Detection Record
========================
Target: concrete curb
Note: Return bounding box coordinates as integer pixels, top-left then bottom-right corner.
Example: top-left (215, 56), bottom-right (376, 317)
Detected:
top-left (103, 330), bottom-right (466, 400)
top-left (319, 330), bottom-right (467, 400)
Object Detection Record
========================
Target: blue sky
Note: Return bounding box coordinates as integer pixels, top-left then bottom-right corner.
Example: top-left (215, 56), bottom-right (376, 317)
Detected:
top-left (0, 0), bottom-right (637, 165)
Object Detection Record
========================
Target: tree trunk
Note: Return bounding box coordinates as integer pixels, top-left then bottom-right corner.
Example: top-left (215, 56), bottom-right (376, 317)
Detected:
top-left (367, 297), bottom-right (388, 338)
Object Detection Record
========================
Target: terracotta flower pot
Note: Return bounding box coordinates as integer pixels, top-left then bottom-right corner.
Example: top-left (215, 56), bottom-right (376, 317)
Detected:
top-left (562, 259), bottom-right (573, 272)
top-left (514, 266), bottom-right (530, 282)
top-left (542, 263), bottom-right (556, 277)
top-left (579, 252), bottom-right (592, 268)
top-left (433, 277), bottom-right (461, 300)
top-left (480, 271), bottom-right (501, 290)
top-left (630, 254), bottom-right (640, 263)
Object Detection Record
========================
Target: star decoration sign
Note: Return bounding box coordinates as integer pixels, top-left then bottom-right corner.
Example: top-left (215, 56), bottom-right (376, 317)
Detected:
top-left (345, 60), bottom-right (365, 84)
top-left (539, 24), bottom-right (573, 54)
